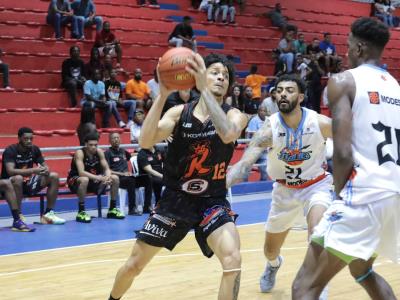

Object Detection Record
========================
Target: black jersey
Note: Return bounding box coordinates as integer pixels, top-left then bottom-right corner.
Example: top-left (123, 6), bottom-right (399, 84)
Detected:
top-left (68, 148), bottom-right (103, 178)
top-left (163, 101), bottom-right (235, 197)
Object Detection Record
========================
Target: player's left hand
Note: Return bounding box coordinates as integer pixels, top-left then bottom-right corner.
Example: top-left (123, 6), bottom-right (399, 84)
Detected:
top-left (186, 53), bottom-right (207, 92)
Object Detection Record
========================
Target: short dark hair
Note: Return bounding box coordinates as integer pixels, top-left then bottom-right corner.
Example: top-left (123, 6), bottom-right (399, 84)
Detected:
top-left (323, 32), bottom-right (331, 37)
top-left (183, 16), bottom-right (191, 22)
top-left (18, 127), bottom-right (33, 137)
top-left (275, 74), bottom-right (306, 94)
top-left (69, 45), bottom-right (79, 55)
top-left (84, 131), bottom-right (99, 143)
top-left (249, 64), bottom-right (258, 74)
top-left (204, 53), bottom-right (235, 89)
top-left (351, 17), bottom-right (390, 50)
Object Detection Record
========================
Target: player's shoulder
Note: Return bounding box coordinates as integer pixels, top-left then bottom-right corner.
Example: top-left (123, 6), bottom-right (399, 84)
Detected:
top-left (329, 70), bottom-right (355, 89)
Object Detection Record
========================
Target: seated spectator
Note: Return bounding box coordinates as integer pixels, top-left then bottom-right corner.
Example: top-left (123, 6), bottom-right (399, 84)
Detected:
top-left (168, 16), bottom-right (197, 52)
top-left (72, 0), bottom-right (103, 40)
top-left (130, 109), bottom-right (144, 144)
top-left (199, 0), bottom-right (216, 22)
top-left (82, 68), bottom-right (115, 128)
top-left (94, 21), bottom-right (122, 67)
top-left (264, 3), bottom-right (297, 34)
top-left (105, 132), bottom-right (152, 215)
top-left (85, 47), bottom-right (104, 80)
top-left (0, 179), bottom-right (35, 231)
top-left (125, 68), bottom-right (152, 110)
top-left (214, 0), bottom-right (236, 24)
top-left (374, 0), bottom-right (396, 27)
top-left (77, 104), bottom-right (97, 146)
top-left (105, 69), bottom-right (136, 128)
top-left (278, 31), bottom-right (295, 73)
top-left (225, 84), bottom-right (242, 110)
top-left (319, 32), bottom-right (338, 74)
top-left (138, 0), bottom-right (159, 6)
top-left (272, 48), bottom-right (286, 77)
top-left (67, 132), bottom-right (123, 223)
top-left (162, 89), bottom-right (199, 115)
top-left (46, 0), bottom-right (78, 39)
top-left (245, 105), bottom-right (268, 181)
top-left (242, 86), bottom-right (259, 115)
top-left (147, 70), bottom-right (160, 101)
top-left (62, 45), bottom-right (86, 107)
top-left (244, 64), bottom-right (268, 101)
top-left (137, 146), bottom-right (164, 209)
top-left (0, 49), bottom-right (11, 89)
top-left (261, 86), bottom-right (279, 116)
top-left (293, 33), bottom-right (307, 55)
top-left (1, 127), bottom-right (65, 225)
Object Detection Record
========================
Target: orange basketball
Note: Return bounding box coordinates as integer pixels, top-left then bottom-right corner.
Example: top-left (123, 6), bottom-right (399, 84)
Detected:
top-left (158, 47), bottom-right (196, 90)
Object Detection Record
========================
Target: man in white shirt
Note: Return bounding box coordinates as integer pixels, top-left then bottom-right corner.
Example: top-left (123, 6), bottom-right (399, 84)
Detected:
top-left (147, 70), bottom-right (160, 101)
top-left (261, 87), bottom-right (279, 116)
top-left (130, 109), bottom-right (144, 144)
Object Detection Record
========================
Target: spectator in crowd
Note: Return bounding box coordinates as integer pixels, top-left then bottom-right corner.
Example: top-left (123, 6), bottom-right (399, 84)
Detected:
top-left (245, 105), bottom-right (268, 181)
top-left (374, 0), bottom-right (396, 27)
top-left (199, 0), bottom-right (216, 22)
top-left (125, 68), bottom-right (151, 110)
top-left (293, 33), bottom-right (307, 55)
top-left (0, 179), bottom-right (35, 231)
top-left (67, 132), bottom-right (124, 223)
top-left (305, 53), bottom-right (324, 113)
top-left (161, 89), bottom-right (199, 115)
top-left (306, 37), bottom-right (323, 57)
top-left (261, 86), bottom-right (279, 116)
top-left (319, 32), bottom-right (338, 74)
top-left (236, 0), bottom-right (246, 13)
top-left (105, 132), bottom-right (152, 215)
top-left (137, 146), bottom-right (164, 209)
top-left (130, 109), bottom-right (145, 144)
top-left (225, 84), bottom-right (242, 110)
top-left (105, 68), bottom-right (136, 128)
top-left (168, 16), bottom-right (197, 52)
top-left (62, 45), bottom-right (86, 107)
top-left (242, 86), bottom-right (259, 115)
top-left (272, 48), bottom-right (287, 77)
top-left (72, 0), bottom-right (103, 40)
top-left (77, 104), bottom-right (97, 146)
top-left (0, 49), bottom-right (11, 89)
top-left (264, 3), bottom-right (297, 34)
top-left (85, 47), bottom-right (104, 79)
top-left (1, 127), bottom-right (66, 225)
top-left (138, 0), bottom-right (159, 6)
top-left (214, 0), bottom-right (236, 24)
top-left (245, 64), bottom-right (268, 101)
top-left (147, 69), bottom-right (160, 101)
top-left (94, 21), bottom-right (122, 67)
top-left (278, 30), bottom-right (295, 73)
top-left (46, 0), bottom-right (78, 39)
top-left (296, 55), bottom-right (311, 80)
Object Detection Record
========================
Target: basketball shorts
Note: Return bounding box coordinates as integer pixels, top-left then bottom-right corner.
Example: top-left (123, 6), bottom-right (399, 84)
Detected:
top-left (312, 194), bottom-right (400, 264)
top-left (136, 188), bottom-right (238, 258)
top-left (266, 175), bottom-right (333, 233)
top-left (67, 176), bottom-right (102, 194)
top-left (23, 175), bottom-right (44, 196)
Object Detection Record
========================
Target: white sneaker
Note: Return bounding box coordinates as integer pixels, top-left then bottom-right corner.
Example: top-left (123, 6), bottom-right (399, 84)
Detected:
top-left (119, 121), bottom-right (126, 128)
top-left (41, 210), bottom-right (66, 225)
top-left (126, 120), bottom-right (134, 128)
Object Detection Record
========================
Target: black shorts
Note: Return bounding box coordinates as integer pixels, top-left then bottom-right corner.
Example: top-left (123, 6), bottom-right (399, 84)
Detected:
top-left (136, 188), bottom-right (238, 258)
top-left (67, 176), bottom-right (102, 194)
top-left (23, 175), bottom-right (44, 196)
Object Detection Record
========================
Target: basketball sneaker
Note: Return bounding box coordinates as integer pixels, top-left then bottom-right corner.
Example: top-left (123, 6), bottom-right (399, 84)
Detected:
top-left (76, 211), bottom-right (91, 223)
top-left (107, 208), bottom-right (125, 219)
top-left (12, 219), bottom-right (36, 232)
top-left (41, 210), bottom-right (66, 225)
top-left (260, 255), bottom-right (283, 293)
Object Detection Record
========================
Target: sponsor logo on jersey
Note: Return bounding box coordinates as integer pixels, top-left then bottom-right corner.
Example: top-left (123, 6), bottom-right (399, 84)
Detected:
top-left (278, 132), bottom-right (286, 137)
top-left (368, 91), bottom-right (380, 104)
top-left (277, 145), bottom-right (312, 166)
top-left (380, 95), bottom-right (400, 107)
top-left (327, 211), bottom-right (343, 222)
top-left (184, 141), bottom-right (212, 178)
top-left (182, 122), bottom-right (192, 128)
top-left (182, 179), bottom-right (209, 194)
top-left (141, 221), bottom-right (169, 239)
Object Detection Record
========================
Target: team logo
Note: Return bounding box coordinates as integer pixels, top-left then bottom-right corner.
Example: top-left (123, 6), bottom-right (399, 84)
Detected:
top-left (184, 141), bottom-right (212, 178)
top-left (277, 145), bottom-right (312, 166)
top-left (327, 211), bottom-right (343, 222)
top-left (368, 91), bottom-right (380, 104)
top-left (182, 179), bottom-right (209, 194)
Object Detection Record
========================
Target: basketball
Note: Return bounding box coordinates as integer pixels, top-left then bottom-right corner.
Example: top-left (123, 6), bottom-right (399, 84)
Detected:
top-left (158, 47), bottom-right (196, 90)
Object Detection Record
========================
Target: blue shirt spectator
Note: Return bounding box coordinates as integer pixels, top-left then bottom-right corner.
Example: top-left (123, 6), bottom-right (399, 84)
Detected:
top-left (72, 0), bottom-right (103, 39)
top-left (319, 33), bottom-right (336, 55)
top-left (83, 79), bottom-right (105, 101)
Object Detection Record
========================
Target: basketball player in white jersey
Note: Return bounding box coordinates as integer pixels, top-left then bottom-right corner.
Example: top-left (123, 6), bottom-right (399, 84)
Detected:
top-left (227, 74), bottom-right (332, 297)
top-left (292, 17), bottom-right (400, 300)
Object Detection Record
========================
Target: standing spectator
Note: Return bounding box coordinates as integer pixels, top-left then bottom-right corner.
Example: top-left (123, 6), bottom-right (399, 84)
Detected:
top-left (272, 49), bottom-right (286, 77)
top-left (76, 105), bottom-right (97, 146)
top-left (162, 89), bottom-right (199, 115)
top-left (125, 68), bottom-right (151, 110)
top-left (105, 132), bottom-right (152, 215)
top-left (137, 146), bottom-right (164, 209)
top-left (293, 33), bottom-right (307, 55)
top-left (94, 21), bottom-right (122, 67)
top-left (130, 109), bottom-right (145, 144)
top-left (1, 127), bottom-right (65, 225)
top-left (305, 53), bottom-right (324, 113)
top-left (46, 0), bottom-right (78, 39)
top-left (245, 64), bottom-right (268, 101)
top-left (264, 3), bottom-right (297, 34)
top-left (0, 49), bottom-right (11, 89)
top-left (67, 132), bottom-right (124, 223)
top-left (319, 32), bottom-right (338, 74)
top-left (168, 16), bottom-right (197, 52)
top-left (105, 69), bottom-right (136, 128)
top-left (278, 31), bottom-right (295, 73)
top-left (85, 47), bottom-right (104, 79)
top-left (296, 55), bottom-right (311, 80)
top-left (214, 0), bottom-right (236, 24)
top-left (261, 86), bottom-right (279, 116)
top-left (62, 45), bottom-right (86, 107)
top-left (147, 69), bottom-right (160, 101)
top-left (242, 86), bottom-right (259, 115)
top-left (225, 85), bottom-right (242, 110)
top-left (199, 0), bottom-right (216, 22)
top-left (72, 0), bottom-right (103, 40)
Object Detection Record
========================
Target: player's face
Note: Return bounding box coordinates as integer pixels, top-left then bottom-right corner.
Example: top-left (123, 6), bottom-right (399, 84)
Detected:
top-left (347, 33), bottom-right (359, 69)
top-left (86, 140), bottom-right (98, 154)
top-left (276, 81), bottom-right (303, 114)
top-left (110, 133), bottom-right (120, 148)
top-left (206, 62), bottom-right (229, 99)
top-left (19, 133), bottom-right (33, 149)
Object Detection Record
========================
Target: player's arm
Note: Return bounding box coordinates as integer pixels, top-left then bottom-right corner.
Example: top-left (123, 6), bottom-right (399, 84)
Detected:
top-left (5, 161), bottom-right (41, 177)
top-left (328, 72), bottom-right (355, 196)
top-left (75, 150), bottom-right (100, 181)
top-left (317, 113), bottom-right (332, 139)
top-left (226, 118), bottom-right (273, 187)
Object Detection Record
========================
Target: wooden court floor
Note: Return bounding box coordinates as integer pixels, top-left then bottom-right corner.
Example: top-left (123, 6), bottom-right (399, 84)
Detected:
top-left (0, 223), bottom-right (399, 300)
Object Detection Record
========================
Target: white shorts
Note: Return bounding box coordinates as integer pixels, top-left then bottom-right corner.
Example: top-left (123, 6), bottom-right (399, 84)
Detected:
top-left (312, 195), bottom-right (400, 263)
top-left (265, 175), bottom-right (333, 233)
top-left (98, 45), bottom-right (117, 57)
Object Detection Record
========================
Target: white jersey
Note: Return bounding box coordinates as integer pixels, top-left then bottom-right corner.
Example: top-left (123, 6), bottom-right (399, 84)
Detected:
top-left (342, 64), bottom-right (400, 205)
top-left (267, 108), bottom-right (328, 188)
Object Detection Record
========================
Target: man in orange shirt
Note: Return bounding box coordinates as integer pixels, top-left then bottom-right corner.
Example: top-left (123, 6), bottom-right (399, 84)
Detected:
top-left (125, 68), bottom-right (151, 110)
top-left (244, 64), bottom-right (268, 101)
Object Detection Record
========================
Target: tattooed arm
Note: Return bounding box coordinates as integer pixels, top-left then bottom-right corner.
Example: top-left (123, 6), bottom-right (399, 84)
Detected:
top-left (226, 118), bottom-right (273, 187)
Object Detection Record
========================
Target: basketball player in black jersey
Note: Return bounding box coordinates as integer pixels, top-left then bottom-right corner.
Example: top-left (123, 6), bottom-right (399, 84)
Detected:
top-left (108, 53), bottom-right (248, 300)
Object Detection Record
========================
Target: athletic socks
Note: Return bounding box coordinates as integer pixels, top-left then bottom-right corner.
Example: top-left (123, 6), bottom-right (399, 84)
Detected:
top-left (109, 295), bottom-right (120, 300)
top-left (110, 199), bottom-right (117, 210)
top-left (78, 202), bottom-right (85, 212)
top-left (268, 257), bottom-right (281, 268)
top-left (11, 209), bottom-right (20, 221)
